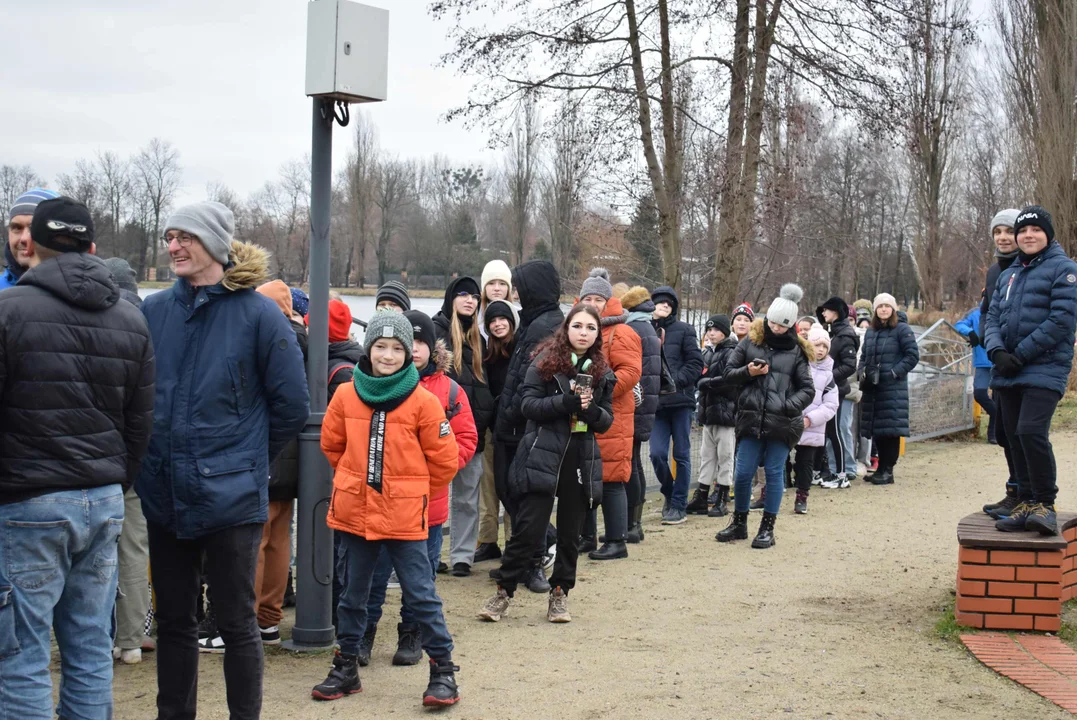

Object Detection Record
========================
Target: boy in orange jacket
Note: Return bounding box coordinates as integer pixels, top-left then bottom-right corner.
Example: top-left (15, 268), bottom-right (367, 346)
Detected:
top-left (312, 311), bottom-right (461, 707)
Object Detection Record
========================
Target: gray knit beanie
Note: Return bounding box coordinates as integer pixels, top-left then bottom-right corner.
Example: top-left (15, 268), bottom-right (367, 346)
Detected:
top-left (103, 257), bottom-right (139, 293)
top-left (365, 309), bottom-right (414, 359)
top-left (990, 208), bottom-right (1020, 234)
top-left (580, 267), bottom-right (613, 301)
top-left (165, 201), bottom-right (235, 265)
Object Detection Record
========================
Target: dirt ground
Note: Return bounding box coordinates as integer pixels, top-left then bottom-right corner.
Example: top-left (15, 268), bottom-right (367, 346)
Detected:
top-left (102, 432), bottom-right (1077, 719)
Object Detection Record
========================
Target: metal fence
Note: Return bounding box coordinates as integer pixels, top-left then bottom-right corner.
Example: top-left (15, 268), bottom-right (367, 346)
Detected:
top-left (908, 319), bottom-right (975, 442)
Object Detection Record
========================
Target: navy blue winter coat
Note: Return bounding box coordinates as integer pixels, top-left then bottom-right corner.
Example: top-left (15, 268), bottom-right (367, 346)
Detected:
top-left (857, 319), bottom-right (919, 437)
top-left (625, 300), bottom-right (661, 442)
top-left (985, 241), bottom-right (1077, 396)
top-left (651, 286), bottom-right (704, 412)
top-left (137, 242), bottom-right (310, 539)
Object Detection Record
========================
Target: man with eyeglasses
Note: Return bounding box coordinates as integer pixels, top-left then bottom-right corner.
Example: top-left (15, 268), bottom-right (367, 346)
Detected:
top-left (1, 188), bottom-right (60, 290)
top-left (0, 197), bottom-right (156, 718)
top-left (137, 201), bottom-right (309, 720)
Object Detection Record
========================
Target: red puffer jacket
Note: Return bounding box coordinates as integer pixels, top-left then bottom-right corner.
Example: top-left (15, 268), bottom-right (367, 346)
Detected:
top-left (420, 341), bottom-right (478, 526)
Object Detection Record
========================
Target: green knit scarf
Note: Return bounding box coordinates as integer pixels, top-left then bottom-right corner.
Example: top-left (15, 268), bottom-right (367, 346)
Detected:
top-left (352, 361), bottom-right (419, 406)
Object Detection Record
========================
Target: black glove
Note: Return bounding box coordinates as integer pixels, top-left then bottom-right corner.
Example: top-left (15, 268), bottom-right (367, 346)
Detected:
top-left (697, 377), bottom-right (712, 391)
top-left (991, 350), bottom-right (1023, 378)
top-left (966, 330), bottom-right (980, 348)
top-left (563, 393), bottom-right (583, 413)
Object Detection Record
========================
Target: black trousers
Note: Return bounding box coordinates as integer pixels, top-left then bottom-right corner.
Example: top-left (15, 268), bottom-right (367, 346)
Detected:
top-left (628, 439), bottom-right (646, 507)
top-left (993, 392), bottom-right (1018, 492)
top-left (824, 400), bottom-right (845, 475)
top-left (876, 436), bottom-right (901, 471)
top-left (793, 445), bottom-right (818, 493)
top-left (496, 436), bottom-right (589, 596)
top-left (149, 522), bottom-right (264, 720)
top-left (996, 387), bottom-right (1061, 505)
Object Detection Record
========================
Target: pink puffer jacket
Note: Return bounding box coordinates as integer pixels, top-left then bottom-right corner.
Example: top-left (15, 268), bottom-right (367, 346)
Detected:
top-left (800, 355), bottom-right (839, 447)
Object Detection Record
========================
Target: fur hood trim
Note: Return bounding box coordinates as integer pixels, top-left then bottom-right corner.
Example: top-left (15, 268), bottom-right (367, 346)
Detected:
top-left (222, 241), bottom-right (271, 292)
top-left (620, 285), bottom-right (652, 312)
top-left (432, 338), bottom-right (453, 375)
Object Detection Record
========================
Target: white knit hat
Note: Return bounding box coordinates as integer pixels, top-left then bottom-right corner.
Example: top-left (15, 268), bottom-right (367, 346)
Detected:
top-left (765, 283), bottom-right (803, 329)
top-left (481, 260), bottom-right (513, 298)
top-left (873, 293), bottom-right (897, 312)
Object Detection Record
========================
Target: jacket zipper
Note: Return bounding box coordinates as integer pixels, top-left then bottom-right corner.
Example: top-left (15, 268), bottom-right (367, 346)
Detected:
top-left (422, 495), bottom-right (427, 530)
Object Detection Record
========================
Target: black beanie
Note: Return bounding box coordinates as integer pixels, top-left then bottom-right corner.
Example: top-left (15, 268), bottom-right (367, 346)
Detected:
top-left (483, 300), bottom-right (517, 330)
top-left (705, 314), bottom-right (731, 338)
top-left (376, 280), bottom-right (411, 312)
top-left (1014, 205), bottom-right (1055, 244)
top-left (404, 310), bottom-right (437, 352)
top-left (31, 197), bottom-right (94, 253)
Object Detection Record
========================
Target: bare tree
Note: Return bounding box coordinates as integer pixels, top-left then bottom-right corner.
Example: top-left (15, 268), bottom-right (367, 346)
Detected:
top-left (540, 98), bottom-right (592, 280)
top-left (57, 160), bottom-right (101, 215)
top-left (374, 158), bottom-right (414, 285)
top-left (0, 165), bottom-right (44, 218)
top-left (95, 151), bottom-right (132, 255)
top-left (133, 138), bottom-right (181, 279)
top-left (505, 96), bottom-right (538, 265)
top-left (344, 113), bottom-right (378, 287)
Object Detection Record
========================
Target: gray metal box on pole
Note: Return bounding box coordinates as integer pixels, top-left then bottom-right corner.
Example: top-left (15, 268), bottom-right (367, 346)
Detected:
top-left (289, 0), bottom-right (388, 652)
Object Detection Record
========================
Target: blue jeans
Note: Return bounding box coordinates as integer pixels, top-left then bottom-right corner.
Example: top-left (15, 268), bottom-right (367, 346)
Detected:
top-left (649, 407), bottom-right (693, 511)
top-left (364, 525), bottom-right (443, 631)
top-left (336, 532), bottom-right (452, 661)
top-left (733, 437), bottom-right (790, 514)
top-left (0, 485), bottom-right (124, 720)
top-left (828, 399), bottom-right (857, 476)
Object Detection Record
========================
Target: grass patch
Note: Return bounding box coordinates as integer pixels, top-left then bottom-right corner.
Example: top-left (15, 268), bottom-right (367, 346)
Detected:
top-left (935, 596), bottom-right (963, 643)
top-left (1052, 394), bottom-right (1077, 431)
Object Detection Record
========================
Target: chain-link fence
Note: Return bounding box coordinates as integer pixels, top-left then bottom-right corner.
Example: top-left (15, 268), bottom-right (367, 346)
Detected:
top-left (907, 319), bottom-right (975, 442)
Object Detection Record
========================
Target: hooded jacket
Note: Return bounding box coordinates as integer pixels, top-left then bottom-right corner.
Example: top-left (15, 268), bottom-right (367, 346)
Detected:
top-left (622, 289), bottom-right (661, 442)
top-left (433, 277), bottom-right (495, 451)
top-left (0, 243), bottom-right (25, 291)
top-left (857, 318), bottom-right (919, 437)
top-left (328, 340), bottom-right (365, 401)
top-left (725, 319), bottom-right (815, 448)
top-left (509, 357), bottom-right (615, 503)
top-left (595, 298), bottom-right (643, 482)
top-left (800, 355), bottom-right (839, 447)
top-left (495, 261), bottom-right (565, 445)
top-left (137, 242), bottom-right (310, 539)
top-left (0, 253), bottom-right (156, 504)
top-left (650, 286), bottom-right (704, 411)
top-left (819, 317), bottom-right (859, 397)
top-left (953, 307), bottom-right (990, 369)
top-left (984, 241), bottom-right (1077, 395)
top-left (697, 336), bottom-right (740, 427)
top-left (420, 340), bottom-right (478, 527)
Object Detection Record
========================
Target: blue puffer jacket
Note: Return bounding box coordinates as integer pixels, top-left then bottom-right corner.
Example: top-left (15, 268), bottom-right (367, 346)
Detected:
top-left (0, 267), bottom-right (17, 291)
top-left (985, 241), bottom-right (1077, 395)
top-left (137, 242), bottom-right (310, 539)
top-left (651, 286), bottom-right (704, 412)
top-left (953, 307), bottom-right (990, 369)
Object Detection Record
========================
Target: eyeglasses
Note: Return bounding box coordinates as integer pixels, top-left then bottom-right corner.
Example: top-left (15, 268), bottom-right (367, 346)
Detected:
top-left (162, 232), bottom-right (197, 247)
top-left (456, 291), bottom-right (481, 301)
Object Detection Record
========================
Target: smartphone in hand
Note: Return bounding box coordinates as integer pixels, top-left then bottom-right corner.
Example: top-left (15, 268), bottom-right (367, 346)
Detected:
top-left (574, 374), bottom-right (593, 393)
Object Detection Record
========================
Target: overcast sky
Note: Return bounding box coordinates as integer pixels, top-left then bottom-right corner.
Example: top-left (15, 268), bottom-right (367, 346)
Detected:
top-left (1, 0), bottom-right (495, 205)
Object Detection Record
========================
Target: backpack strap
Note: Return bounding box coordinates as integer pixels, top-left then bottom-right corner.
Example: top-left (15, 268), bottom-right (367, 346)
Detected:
top-left (328, 362), bottom-right (355, 386)
top-left (446, 379), bottom-right (462, 421)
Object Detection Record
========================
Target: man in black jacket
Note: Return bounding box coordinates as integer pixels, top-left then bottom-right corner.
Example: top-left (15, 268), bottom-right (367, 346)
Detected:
top-left (816, 296), bottom-right (860, 487)
top-left (649, 286), bottom-right (705, 525)
top-left (0, 197), bottom-right (155, 717)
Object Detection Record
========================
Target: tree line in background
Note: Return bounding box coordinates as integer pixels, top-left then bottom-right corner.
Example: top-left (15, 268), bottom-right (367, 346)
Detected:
top-left (2, 0), bottom-right (1074, 314)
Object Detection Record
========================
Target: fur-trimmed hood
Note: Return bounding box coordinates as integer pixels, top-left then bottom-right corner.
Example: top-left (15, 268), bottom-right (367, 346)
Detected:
top-left (222, 241), bottom-right (271, 292)
top-left (431, 338), bottom-right (453, 375)
top-left (747, 317), bottom-right (813, 360)
top-left (621, 285), bottom-right (652, 313)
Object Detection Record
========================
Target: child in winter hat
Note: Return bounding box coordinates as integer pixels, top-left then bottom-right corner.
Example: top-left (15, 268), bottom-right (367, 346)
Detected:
top-left (1014, 205), bottom-right (1054, 244)
top-left (731, 303), bottom-right (754, 322)
top-left (364, 309), bottom-right (415, 363)
top-left (765, 284), bottom-right (804, 329)
top-left (375, 280), bottom-right (411, 312)
top-left (480, 260), bottom-right (513, 302)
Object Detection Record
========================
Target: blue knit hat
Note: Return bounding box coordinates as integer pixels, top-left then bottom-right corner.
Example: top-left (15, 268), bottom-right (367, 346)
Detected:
top-left (289, 288), bottom-right (309, 317)
top-left (9, 188), bottom-right (60, 221)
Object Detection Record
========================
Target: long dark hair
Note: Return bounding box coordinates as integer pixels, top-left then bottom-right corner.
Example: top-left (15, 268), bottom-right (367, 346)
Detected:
top-left (484, 325), bottom-right (515, 362)
top-left (872, 310), bottom-right (898, 330)
top-left (534, 304), bottom-right (609, 381)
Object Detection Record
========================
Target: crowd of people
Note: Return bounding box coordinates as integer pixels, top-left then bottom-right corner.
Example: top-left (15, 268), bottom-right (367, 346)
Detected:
top-left (0, 187), bottom-right (1071, 717)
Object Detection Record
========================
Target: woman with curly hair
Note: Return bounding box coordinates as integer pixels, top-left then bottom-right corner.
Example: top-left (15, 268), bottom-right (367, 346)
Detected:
top-left (478, 304), bottom-right (615, 624)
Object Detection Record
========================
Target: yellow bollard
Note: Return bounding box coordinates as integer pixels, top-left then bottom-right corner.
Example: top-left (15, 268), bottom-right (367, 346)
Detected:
top-left (899, 437), bottom-right (906, 457)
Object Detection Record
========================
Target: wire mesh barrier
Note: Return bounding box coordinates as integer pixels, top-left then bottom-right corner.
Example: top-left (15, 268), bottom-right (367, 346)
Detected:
top-left (907, 320), bottom-right (975, 442)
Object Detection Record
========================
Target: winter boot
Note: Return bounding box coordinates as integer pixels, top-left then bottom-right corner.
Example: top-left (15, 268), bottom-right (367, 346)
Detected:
top-left (391, 622), bottom-right (422, 666)
top-left (749, 486), bottom-right (766, 511)
top-left (794, 490), bottom-right (808, 515)
top-left (589, 540), bottom-right (628, 560)
top-left (686, 486), bottom-right (710, 515)
top-left (625, 504), bottom-right (645, 544)
top-left (708, 485), bottom-right (730, 517)
top-left (578, 535), bottom-right (597, 554)
top-left (752, 511), bottom-right (777, 549)
top-left (708, 486), bottom-right (720, 506)
top-left (995, 502), bottom-right (1033, 532)
top-left (356, 623), bottom-right (376, 667)
top-left (422, 658), bottom-right (460, 707)
top-left (868, 468), bottom-right (894, 485)
top-left (715, 511), bottom-right (749, 543)
top-left (1025, 503), bottom-right (1059, 536)
top-left (312, 651), bottom-right (362, 701)
top-left (473, 542), bottom-right (502, 563)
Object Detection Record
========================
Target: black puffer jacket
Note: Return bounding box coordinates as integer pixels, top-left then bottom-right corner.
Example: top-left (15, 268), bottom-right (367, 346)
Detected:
top-left (651, 286), bottom-right (704, 411)
top-left (495, 261), bottom-right (564, 445)
top-left (328, 340), bottom-right (364, 402)
top-left (858, 319), bottom-right (919, 437)
top-left (624, 297), bottom-right (661, 442)
top-left (0, 253), bottom-right (156, 504)
top-left (269, 320), bottom-right (310, 502)
top-left (434, 280), bottom-right (496, 452)
top-left (825, 320), bottom-right (859, 397)
top-left (979, 255), bottom-right (1017, 338)
top-left (725, 319), bottom-right (815, 448)
top-left (508, 357), bottom-right (615, 504)
top-left (697, 337), bottom-right (739, 427)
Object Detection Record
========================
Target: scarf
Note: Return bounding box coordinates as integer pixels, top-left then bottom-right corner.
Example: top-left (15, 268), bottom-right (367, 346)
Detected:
top-left (352, 359), bottom-right (420, 494)
top-left (764, 323), bottom-right (797, 351)
top-left (994, 247), bottom-right (1019, 260)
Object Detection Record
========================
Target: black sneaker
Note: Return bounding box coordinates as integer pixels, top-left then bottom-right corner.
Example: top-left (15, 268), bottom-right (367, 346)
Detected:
top-left (1025, 503), bottom-right (1059, 536)
top-left (312, 651), bottom-right (362, 701)
top-left (995, 502), bottom-right (1033, 532)
top-left (984, 494), bottom-right (1020, 519)
top-left (391, 622), bottom-right (423, 666)
top-left (197, 609), bottom-right (217, 640)
top-left (437, 561), bottom-right (449, 574)
top-left (473, 543), bottom-right (502, 563)
top-left (578, 535), bottom-right (597, 553)
top-left (868, 469), bottom-right (894, 485)
top-left (422, 658), bottom-right (460, 707)
top-left (662, 494), bottom-right (671, 515)
top-left (197, 635), bottom-right (225, 654)
top-left (356, 623), bottom-right (376, 667)
top-left (451, 562), bottom-right (471, 577)
top-left (525, 565), bottom-right (551, 594)
top-left (259, 625), bottom-right (281, 646)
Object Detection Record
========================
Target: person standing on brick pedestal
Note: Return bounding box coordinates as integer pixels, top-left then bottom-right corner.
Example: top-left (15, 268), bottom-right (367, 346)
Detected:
top-left (987, 206), bottom-right (1077, 537)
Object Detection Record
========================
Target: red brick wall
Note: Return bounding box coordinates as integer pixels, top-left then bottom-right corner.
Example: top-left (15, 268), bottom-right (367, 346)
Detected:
top-left (1063, 527), bottom-right (1077, 602)
top-left (956, 547), bottom-right (1063, 632)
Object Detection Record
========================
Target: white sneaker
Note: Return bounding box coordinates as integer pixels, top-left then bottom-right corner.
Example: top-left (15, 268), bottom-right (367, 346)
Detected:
top-left (811, 471), bottom-right (824, 487)
top-left (856, 462), bottom-right (868, 478)
top-left (120, 648), bottom-right (142, 665)
top-left (543, 544), bottom-right (556, 571)
top-left (198, 635), bottom-right (226, 654)
top-left (820, 477), bottom-right (842, 489)
top-left (840, 475), bottom-right (853, 489)
top-left (259, 625), bottom-right (281, 645)
top-left (387, 570), bottom-right (400, 589)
